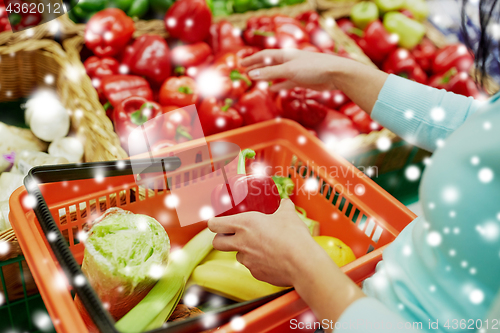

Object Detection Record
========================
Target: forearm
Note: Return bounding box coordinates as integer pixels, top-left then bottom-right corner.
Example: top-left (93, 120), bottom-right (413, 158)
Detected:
top-left (291, 244), bottom-right (366, 332)
top-left (331, 59), bottom-right (389, 115)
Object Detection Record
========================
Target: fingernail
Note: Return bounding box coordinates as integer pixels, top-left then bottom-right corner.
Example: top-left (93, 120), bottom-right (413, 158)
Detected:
top-left (248, 69), bottom-right (260, 78)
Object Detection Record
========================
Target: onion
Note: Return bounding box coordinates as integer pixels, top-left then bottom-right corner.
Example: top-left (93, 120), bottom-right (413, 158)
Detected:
top-left (48, 137), bottom-right (84, 163)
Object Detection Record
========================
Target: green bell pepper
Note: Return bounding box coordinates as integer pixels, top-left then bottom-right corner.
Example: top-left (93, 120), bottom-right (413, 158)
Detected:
top-left (109, 0), bottom-right (134, 11)
top-left (233, 0), bottom-right (251, 13)
top-left (283, 0), bottom-right (302, 6)
top-left (150, 0), bottom-right (173, 16)
top-left (350, 1), bottom-right (379, 30)
top-left (212, 0), bottom-right (233, 16)
top-left (374, 0), bottom-right (404, 14)
top-left (383, 11), bottom-right (425, 49)
top-left (404, 0), bottom-right (429, 21)
top-left (127, 0), bottom-right (149, 18)
top-left (249, 0), bottom-right (264, 11)
top-left (75, 0), bottom-right (107, 12)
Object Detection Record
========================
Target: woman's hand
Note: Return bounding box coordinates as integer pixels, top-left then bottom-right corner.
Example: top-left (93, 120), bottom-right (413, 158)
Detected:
top-left (207, 199), bottom-right (323, 287)
top-left (242, 49), bottom-right (350, 92)
top-left (241, 49), bottom-right (389, 114)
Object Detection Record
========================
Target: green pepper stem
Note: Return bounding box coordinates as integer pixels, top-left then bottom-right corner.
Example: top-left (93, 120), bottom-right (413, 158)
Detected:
top-left (253, 30), bottom-right (275, 37)
top-left (229, 70), bottom-right (252, 87)
top-left (176, 126), bottom-right (193, 141)
top-left (295, 205), bottom-right (307, 217)
top-left (103, 101), bottom-right (112, 111)
top-left (441, 67), bottom-right (458, 84)
top-left (220, 98), bottom-right (233, 112)
top-left (178, 86), bottom-right (194, 94)
top-left (237, 149), bottom-right (256, 175)
top-left (174, 66), bottom-right (186, 75)
top-left (272, 175), bottom-right (295, 199)
top-left (130, 102), bottom-right (154, 126)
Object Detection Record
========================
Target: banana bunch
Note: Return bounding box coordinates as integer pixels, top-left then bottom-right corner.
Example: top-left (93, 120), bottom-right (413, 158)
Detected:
top-left (188, 250), bottom-right (288, 302)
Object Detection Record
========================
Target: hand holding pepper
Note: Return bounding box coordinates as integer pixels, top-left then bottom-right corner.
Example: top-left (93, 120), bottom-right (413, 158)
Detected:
top-left (211, 149), bottom-right (280, 217)
top-left (121, 35), bottom-right (171, 86)
top-left (85, 8), bottom-right (135, 57)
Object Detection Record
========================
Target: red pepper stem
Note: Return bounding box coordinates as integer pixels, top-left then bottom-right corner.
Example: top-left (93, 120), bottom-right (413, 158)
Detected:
top-left (176, 126), bottom-right (193, 141)
top-left (253, 30), bottom-right (275, 37)
top-left (174, 66), bottom-right (186, 75)
top-left (220, 98), bottom-right (233, 112)
top-left (178, 86), bottom-right (194, 94)
top-left (441, 67), bottom-right (458, 84)
top-left (237, 149), bottom-right (256, 175)
top-left (103, 101), bottom-right (112, 111)
top-left (230, 70), bottom-right (252, 87)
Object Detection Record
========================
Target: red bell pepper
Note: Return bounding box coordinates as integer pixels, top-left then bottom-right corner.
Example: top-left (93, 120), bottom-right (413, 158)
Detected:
top-left (361, 20), bottom-right (398, 66)
top-left (382, 48), bottom-right (427, 84)
top-left (165, 0), bottom-right (211, 43)
top-left (244, 15), bottom-right (309, 49)
top-left (339, 102), bottom-right (374, 134)
top-left (198, 97), bottom-right (243, 136)
top-left (308, 27), bottom-right (335, 51)
top-left (157, 106), bottom-right (193, 142)
top-left (84, 56), bottom-right (120, 104)
top-left (171, 42), bottom-right (213, 74)
top-left (101, 75), bottom-right (153, 108)
top-left (85, 8), bottom-right (134, 57)
top-left (411, 37), bottom-right (436, 74)
top-left (319, 90), bottom-right (351, 110)
top-left (296, 10), bottom-right (320, 35)
top-left (113, 96), bottom-right (162, 150)
top-left (337, 18), bottom-right (363, 43)
top-left (211, 149), bottom-right (280, 217)
top-left (0, 2), bottom-right (10, 32)
top-left (209, 20), bottom-right (245, 55)
top-left (432, 44), bottom-right (474, 75)
top-left (212, 60), bottom-right (252, 99)
top-left (315, 110), bottom-right (360, 145)
top-left (428, 68), bottom-right (457, 90)
top-left (121, 35), bottom-right (171, 86)
top-left (159, 76), bottom-right (199, 107)
top-left (214, 46), bottom-right (259, 71)
top-left (277, 87), bottom-right (329, 128)
top-left (235, 88), bottom-right (280, 125)
top-left (298, 42), bottom-right (321, 52)
top-left (448, 71), bottom-right (480, 98)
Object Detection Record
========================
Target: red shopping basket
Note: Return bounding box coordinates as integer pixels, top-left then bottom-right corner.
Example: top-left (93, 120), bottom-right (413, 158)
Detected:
top-left (9, 119), bottom-right (415, 333)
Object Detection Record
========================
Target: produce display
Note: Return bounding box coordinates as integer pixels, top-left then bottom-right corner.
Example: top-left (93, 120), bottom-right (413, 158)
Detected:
top-left (82, 5), bottom-right (381, 156)
top-left (338, 0), bottom-right (484, 98)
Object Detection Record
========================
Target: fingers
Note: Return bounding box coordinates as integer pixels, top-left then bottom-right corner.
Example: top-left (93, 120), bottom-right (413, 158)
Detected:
top-left (213, 233), bottom-right (239, 252)
top-left (241, 49), bottom-right (287, 68)
top-left (207, 216), bottom-right (238, 234)
top-left (274, 198), bottom-right (296, 215)
top-left (269, 80), bottom-right (297, 92)
top-left (248, 63), bottom-right (291, 81)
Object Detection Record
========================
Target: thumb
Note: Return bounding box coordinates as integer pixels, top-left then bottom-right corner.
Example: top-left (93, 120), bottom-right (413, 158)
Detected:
top-left (274, 198), bottom-right (296, 214)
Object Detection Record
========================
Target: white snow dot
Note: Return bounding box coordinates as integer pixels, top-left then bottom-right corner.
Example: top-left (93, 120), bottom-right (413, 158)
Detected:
top-left (461, 261), bottom-right (468, 268)
top-left (216, 117), bottom-right (226, 128)
top-left (116, 160), bottom-right (126, 169)
top-left (0, 241), bottom-right (9, 255)
top-left (453, 227), bottom-right (460, 234)
top-left (165, 194), bottom-right (179, 209)
top-left (427, 231), bottom-right (442, 247)
top-left (325, 17), bottom-right (335, 27)
top-left (119, 64), bottom-right (129, 74)
top-left (404, 110), bottom-right (414, 119)
top-left (33, 311), bottom-right (53, 331)
top-left (402, 245), bottom-right (412, 256)
top-left (497, 212), bottom-right (500, 221)
top-left (478, 168), bottom-right (494, 183)
top-left (442, 186), bottom-right (459, 203)
top-left (203, 313), bottom-right (217, 328)
top-left (149, 264), bottom-right (164, 279)
top-left (230, 317), bottom-right (246, 331)
top-left (45, 74), bottom-right (55, 85)
top-left (184, 293), bottom-right (199, 307)
top-left (185, 19), bottom-right (193, 27)
top-left (429, 285), bottom-right (436, 292)
top-left (354, 184), bottom-right (365, 195)
top-left (405, 165), bottom-right (421, 181)
top-left (74, 275), bottom-right (86, 286)
top-left (475, 222), bottom-right (499, 241)
top-left (167, 17), bottom-right (176, 27)
top-left (297, 135), bottom-right (307, 145)
top-left (436, 139), bottom-right (445, 148)
top-left (449, 211), bottom-right (456, 218)
top-left (428, 202), bottom-right (436, 209)
top-left (103, 302), bottom-right (110, 309)
top-left (488, 23), bottom-right (500, 40)
top-left (232, 28), bottom-right (241, 37)
top-left (23, 194), bottom-right (37, 209)
top-left (77, 231), bottom-right (88, 242)
top-left (449, 249), bottom-right (456, 256)
top-left (483, 121), bottom-right (492, 130)
top-left (469, 289), bottom-right (484, 304)
top-left (423, 157), bottom-right (432, 166)
top-left (221, 194), bottom-right (231, 205)
top-left (470, 267), bottom-right (477, 275)
top-left (47, 232), bottom-right (58, 242)
top-left (305, 178), bottom-right (319, 192)
top-left (430, 107), bottom-right (446, 122)
top-left (443, 227), bottom-right (450, 234)
top-left (332, 213), bottom-right (339, 220)
top-left (445, 266), bottom-right (451, 271)
top-left (200, 206), bottom-right (215, 220)
top-left (103, 32), bottom-right (113, 41)
top-left (0, 292), bottom-right (3, 306)
top-left (471, 156), bottom-right (480, 165)
top-left (397, 303), bottom-right (405, 310)
top-left (376, 137), bottom-right (391, 151)
top-left (95, 173), bottom-right (104, 183)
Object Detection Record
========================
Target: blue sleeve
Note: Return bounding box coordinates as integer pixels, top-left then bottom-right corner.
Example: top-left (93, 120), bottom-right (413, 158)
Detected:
top-left (334, 298), bottom-right (423, 333)
top-left (371, 75), bottom-right (482, 152)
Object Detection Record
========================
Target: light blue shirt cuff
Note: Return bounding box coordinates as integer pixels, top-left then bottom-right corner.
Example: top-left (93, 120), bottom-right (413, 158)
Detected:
top-left (371, 75), bottom-right (481, 152)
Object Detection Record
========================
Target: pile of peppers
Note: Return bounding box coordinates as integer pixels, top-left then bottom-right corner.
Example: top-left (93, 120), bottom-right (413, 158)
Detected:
top-left (338, 0), bottom-right (483, 98)
top-left (1, 0), bottom-right (42, 32)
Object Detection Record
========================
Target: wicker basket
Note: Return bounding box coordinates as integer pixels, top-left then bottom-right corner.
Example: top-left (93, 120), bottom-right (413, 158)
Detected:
top-left (0, 10), bottom-right (79, 46)
top-left (314, 0), bottom-right (358, 14)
